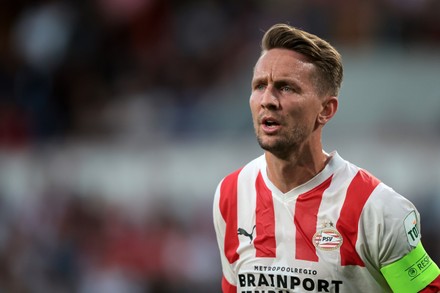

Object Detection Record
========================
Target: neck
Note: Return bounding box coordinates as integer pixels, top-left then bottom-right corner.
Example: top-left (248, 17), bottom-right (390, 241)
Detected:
top-left (265, 144), bottom-right (330, 193)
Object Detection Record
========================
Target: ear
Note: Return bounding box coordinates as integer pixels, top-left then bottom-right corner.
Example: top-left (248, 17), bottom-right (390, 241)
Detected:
top-left (317, 96), bottom-right (338, 125)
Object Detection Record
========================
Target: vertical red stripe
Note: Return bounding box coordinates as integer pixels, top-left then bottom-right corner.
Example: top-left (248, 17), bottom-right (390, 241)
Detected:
top-left (222, 276), bottom-right (237, 293)
top-left (219, 168), bottom-right (242, 264)
top-left (294, 176), bottom-right (332, 261)
top-left (254, 172), bottom-right (276, 257)
top-left (336, 170), bottom-right (380, 266)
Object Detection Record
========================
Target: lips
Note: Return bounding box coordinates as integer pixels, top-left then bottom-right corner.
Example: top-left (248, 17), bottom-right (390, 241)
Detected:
top-left (263, 118), bottom-right (280, 126)
top-left (260, 116), bottom-right (281, 133)
top-left (261, 115), bottom-right (281, 126)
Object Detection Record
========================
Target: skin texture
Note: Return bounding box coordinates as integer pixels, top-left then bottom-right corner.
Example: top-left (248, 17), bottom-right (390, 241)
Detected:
top-left (250, 48), bottom-right (338, 193)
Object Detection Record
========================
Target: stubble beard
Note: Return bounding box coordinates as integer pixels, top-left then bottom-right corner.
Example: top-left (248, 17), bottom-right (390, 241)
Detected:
top-left (255, 126), bottom-right (308, 160)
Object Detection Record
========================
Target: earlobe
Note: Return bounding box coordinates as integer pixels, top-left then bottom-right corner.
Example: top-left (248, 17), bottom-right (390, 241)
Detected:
top-left (318, 96), bottom-right (338, 125)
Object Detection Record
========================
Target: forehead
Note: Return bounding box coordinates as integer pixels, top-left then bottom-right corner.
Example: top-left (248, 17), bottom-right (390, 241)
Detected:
top-left (253, 48), bottom-right (316, 79)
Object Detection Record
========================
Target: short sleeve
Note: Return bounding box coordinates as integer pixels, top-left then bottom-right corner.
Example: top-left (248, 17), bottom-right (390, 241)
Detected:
top-left (359, 183), bottom-right (440, 292)
top-left (360, 183), bottom-right (420, 267)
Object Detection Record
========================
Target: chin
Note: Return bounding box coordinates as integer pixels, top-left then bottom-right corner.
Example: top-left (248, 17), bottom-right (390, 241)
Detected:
top-left (258, 137), bottom-right (287, 153)
top-left (256, 134), bottom-right (301, 158)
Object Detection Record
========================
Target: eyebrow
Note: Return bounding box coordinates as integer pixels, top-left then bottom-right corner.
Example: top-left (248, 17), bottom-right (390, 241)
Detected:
top-left (252, 76), bottom-right (302, 91)
top-left (251, 76), bottom-right (266, 86)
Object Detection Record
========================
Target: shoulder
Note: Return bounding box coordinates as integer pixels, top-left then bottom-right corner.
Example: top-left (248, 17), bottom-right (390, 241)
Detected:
top-left (351, 162), bottom-right (419, 235)
top-left (213, 155), bottom-right (264, 214)
top-left (361, 181), bottom-right (421, 265)
top-left (338, 158), bottom-right (420, 263)
top-left (365, 182), bottom-right (418, 228)
top-left (216, 155), bottom-right (265, 192)
top-left (337, 156), bottom-right (408, 216)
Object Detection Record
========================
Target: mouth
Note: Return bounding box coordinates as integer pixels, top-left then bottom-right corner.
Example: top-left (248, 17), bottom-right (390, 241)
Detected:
top-left (260, 116), bottom-right (281, 133)
top-left (261, 116), bottom-right (280, 126)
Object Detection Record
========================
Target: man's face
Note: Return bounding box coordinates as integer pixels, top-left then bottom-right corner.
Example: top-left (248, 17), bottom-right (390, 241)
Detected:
top-left (250, 48), bottom-right (325, 158)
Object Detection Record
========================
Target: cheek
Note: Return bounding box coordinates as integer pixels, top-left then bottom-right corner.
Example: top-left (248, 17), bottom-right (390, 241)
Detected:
top-left (249, 94), bottom-right (260, 113)
top-left (285, 105), bottom-right (314, 127)
top-left (249, 92), bottom-right (258, 105)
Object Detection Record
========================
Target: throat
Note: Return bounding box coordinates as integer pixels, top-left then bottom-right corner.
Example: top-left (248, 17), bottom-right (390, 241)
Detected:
top-left (265, 152), bottom-right (330, 193)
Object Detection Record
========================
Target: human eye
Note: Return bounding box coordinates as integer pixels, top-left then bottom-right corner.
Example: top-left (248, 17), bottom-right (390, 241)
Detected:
top-left (278, 84), bottom-right (297, 94)
top-left (276, 81), bottom-right (299, 94)
top-left (253, 82), bottom-right (266, 91)
top-left (280, 85), bottom-right (293, 92)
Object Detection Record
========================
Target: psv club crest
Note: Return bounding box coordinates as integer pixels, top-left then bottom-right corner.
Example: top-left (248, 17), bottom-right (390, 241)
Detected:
top-left (313, 220), bottom-right (343, 251)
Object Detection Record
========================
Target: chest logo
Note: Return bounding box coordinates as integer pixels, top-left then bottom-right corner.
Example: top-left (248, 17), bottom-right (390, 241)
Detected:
top-left (238, 225), bottom-right (256, 244)
top-left (313, 221), bottom-right (343, 251)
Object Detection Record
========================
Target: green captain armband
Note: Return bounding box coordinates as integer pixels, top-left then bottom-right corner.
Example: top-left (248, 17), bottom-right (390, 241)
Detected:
top-left (380, 242), bottom-right (440, 293)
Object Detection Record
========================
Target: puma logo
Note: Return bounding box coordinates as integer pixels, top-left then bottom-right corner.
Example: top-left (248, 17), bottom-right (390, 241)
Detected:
top-left (238, 225), bottom-right (256, 243)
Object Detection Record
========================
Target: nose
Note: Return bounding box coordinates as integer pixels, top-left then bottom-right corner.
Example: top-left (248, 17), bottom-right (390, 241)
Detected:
top-left (260, 86), bottom-right (280, 110)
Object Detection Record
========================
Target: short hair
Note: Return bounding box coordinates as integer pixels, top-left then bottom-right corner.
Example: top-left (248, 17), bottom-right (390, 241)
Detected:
top-left (261, 23), bottom-right (343, 96)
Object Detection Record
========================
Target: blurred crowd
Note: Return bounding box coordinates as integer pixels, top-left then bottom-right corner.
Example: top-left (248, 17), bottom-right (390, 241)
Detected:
top-left (0, 189), bottom-right (219, 292)
top-left (0, 0), bottom-right (439, 292)
top-left (1, 0), bottom-right (439, 146)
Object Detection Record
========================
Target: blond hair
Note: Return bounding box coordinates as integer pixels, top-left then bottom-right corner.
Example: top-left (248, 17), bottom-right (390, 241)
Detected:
top-left (262, 24), bottom-right (343, 96)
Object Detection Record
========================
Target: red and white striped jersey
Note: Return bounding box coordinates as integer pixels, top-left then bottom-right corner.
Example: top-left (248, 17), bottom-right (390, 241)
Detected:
top-left (213, 152), bottom-right (439, 292)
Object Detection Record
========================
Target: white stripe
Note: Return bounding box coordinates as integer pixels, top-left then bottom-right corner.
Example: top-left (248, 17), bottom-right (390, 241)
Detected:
top-left (316, 158), bottom-right (359, 256)
top-left (236, 157), bottom-right (260, 261)
top-left (274, 196), bottom-right (297, 261)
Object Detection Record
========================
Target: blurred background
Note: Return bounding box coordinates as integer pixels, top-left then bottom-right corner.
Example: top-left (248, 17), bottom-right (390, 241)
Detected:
top-left (0, 0), bottom-right (439, 292)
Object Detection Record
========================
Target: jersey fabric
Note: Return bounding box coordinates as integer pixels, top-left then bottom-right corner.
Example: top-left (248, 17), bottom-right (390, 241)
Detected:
top-left (213, 151), bottom-right (440, 293)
